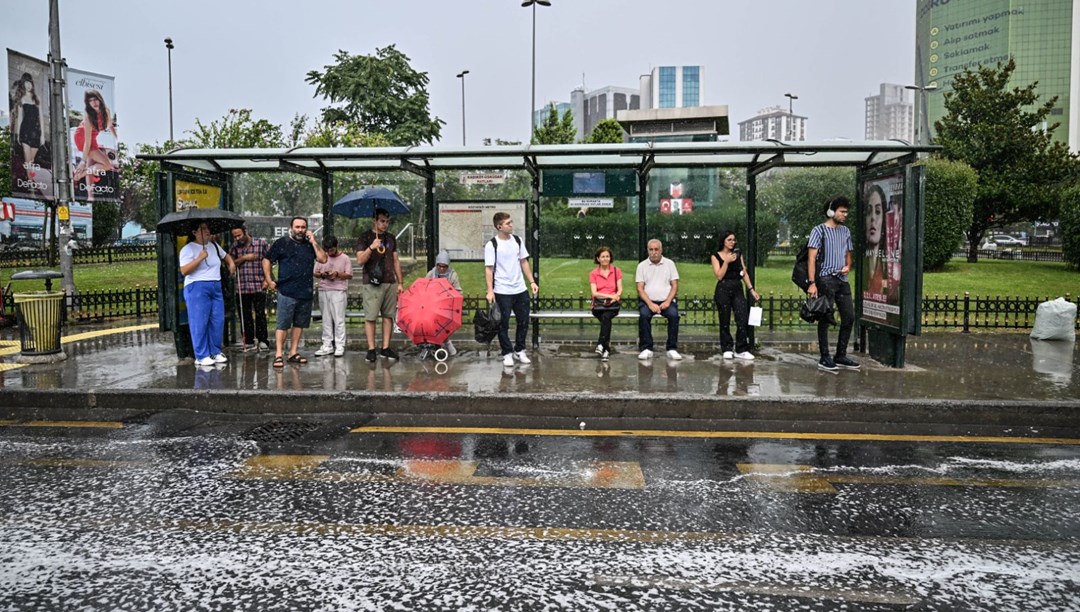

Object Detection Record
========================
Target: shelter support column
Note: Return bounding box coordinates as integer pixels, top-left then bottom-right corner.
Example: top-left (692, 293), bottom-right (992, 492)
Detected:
top-left (745, 169), bottom-right (757, 349)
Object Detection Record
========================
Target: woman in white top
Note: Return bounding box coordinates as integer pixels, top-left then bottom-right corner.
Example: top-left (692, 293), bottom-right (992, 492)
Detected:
top-left (178, 222), bottom-right (236, 366)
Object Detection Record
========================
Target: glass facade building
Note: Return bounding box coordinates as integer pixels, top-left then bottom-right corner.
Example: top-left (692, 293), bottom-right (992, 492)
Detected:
top-left (916, 0), bottom-right (1079, 150)
top-left (681, 66), bottom-right (700, 107)
top-left (658, 67), bottom-right (677, 108)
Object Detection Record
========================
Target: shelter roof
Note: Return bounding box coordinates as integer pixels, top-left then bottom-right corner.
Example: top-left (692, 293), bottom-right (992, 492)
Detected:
top-left (139, 140), bottom-right (938, 174)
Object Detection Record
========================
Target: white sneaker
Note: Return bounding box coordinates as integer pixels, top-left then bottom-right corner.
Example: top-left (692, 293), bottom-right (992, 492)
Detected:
top-left (601, 350), bottom-right (610, 362)
top-left (595, 344), bottom-right (604, 355)
top-left (257, 341), bottom-right (271, 352)
top-left (334, 348), bottom-right (345, 357)
top-left (722, 351), bottom-right (734, 359)
top-left (734, 351), bottom-right (755, 360)
top-left (666, 349), bottom-right (683, 360)
top-left (315, 346), bottom-right (333, 356)
top-left (211, 353), bottom-right (228, 363)
top-left (195, 356), bottom-right (216, 366)
top-left (444, 340), bottom-right (457, 356)
top-left (514, 350), bottom-right (531, 364)
top-left (502, 353), bottom-right (515, 367)
top-left (637, 349), bottom-right (654, 360)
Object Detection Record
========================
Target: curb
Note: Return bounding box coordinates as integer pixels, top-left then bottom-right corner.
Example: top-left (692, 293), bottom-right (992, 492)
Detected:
top-left (2, 388), bottom-right (1079, 430)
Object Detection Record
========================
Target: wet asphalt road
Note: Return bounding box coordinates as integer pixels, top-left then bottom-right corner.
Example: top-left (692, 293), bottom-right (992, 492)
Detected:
top-left (1, 410), bottom-right (1078, 611)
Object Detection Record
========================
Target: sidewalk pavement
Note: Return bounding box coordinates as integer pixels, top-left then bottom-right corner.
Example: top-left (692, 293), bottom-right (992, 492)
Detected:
top-left (0, 321), bottom-right (1075, 431)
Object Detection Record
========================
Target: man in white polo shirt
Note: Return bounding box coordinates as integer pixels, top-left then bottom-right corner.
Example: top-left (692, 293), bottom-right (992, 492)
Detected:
top-left (635, 239), bottom-right (682, 361)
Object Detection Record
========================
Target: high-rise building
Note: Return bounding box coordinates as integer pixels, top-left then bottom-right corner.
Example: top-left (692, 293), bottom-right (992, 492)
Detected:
top-left (865, 83), bottom-right (914, 141)
top-left (638, 66), bottom-right (704, 110)
top-left (916, 0), bottom-right (1079, 150)
top-left (532, 101), bottom-right (573, 134)
top-left (568, 85), bottom-right (640, 141)
top-left (738, 106), bottom-right (807, 142)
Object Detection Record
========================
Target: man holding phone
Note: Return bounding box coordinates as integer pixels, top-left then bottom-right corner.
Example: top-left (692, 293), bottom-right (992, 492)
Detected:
top-left (263, 217), bottom-right (327, 367)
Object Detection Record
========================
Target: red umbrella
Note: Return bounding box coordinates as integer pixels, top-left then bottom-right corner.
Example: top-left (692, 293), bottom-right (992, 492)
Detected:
top-left (397, 277), bottom-right (463, 345)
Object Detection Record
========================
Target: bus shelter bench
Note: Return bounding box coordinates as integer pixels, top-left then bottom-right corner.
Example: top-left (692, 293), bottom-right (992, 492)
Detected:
top-left (530, 310), bottom-right (640, 320)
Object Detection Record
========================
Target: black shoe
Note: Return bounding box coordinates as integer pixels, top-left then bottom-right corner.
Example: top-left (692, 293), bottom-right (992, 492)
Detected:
top-left (365, 349), bottom-right (378, 362)
top-left (818, 356), bottom-right (838, 372)
top-left (380, 347), bottom-right (399, 361)
top-left (834, 355), bottom-right (861, 370)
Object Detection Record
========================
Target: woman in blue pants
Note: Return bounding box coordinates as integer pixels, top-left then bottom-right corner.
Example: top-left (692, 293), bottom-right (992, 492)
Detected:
top-left (179, 222), bottom-right (236, 366)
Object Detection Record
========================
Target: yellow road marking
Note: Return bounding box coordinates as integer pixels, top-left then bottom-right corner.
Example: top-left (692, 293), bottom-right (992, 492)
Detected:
top-left (738, 463), bottom-right (1080, 493)
top-left (60, 323), bottom-right (157, 344)
top-left (19, 420), bottom-right (124, 429)
top-left (0, 420), bottom-right (16, 426)
top-left (0, 346), bottom-right (20, 358)
top-left (351, 426), bottom-right (1080, 446)
top-left (0, 362), bottom-right (26, 371)
top-left (231, 455), bottom-right (646, 490)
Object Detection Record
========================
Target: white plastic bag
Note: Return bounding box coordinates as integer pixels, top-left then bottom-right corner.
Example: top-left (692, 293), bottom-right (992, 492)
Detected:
top-left (748, 306), bottom-right (763, 327)
top-left (1029, 297), bottom-right (1077, 341)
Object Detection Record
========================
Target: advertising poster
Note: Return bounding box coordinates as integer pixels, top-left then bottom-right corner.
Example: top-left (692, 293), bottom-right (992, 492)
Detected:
top-left (67, 68), bottom-right (120, 203)
top-left (437, 201), bottom-right (526, 261)
top-left (861, 171), bottom-right (905, 330)
top-left (7, 49), bottom-right (54, 201)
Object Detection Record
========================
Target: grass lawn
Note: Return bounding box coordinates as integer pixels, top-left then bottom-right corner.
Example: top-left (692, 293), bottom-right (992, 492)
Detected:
top-left (4, 256), bottom-right (1074, 300)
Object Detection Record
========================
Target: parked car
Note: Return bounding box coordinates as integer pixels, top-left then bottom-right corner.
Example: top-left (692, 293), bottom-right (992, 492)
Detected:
top-left (113, 232), bottom-right (157, 247)
top-left (991, 235), bottom-right (1027, 247)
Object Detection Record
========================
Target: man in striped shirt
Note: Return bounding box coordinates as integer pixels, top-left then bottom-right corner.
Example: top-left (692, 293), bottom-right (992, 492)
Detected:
top-left (807, 197), bottom-right (860, 373)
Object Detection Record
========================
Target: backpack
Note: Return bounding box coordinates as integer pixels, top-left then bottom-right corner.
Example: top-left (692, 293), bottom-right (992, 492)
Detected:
top-left (791, 231), bottom-right (826, 293)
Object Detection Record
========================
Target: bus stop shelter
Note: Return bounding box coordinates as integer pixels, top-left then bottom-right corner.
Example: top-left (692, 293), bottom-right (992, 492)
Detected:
top-left (142, 140), bottom-right (936, 367)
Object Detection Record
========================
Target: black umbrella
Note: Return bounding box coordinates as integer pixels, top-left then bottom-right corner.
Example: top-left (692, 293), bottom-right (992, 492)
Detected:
top-left (157, 208), bottom-right (246, 236)
top-left (332, 188), bottom-right (410, 219)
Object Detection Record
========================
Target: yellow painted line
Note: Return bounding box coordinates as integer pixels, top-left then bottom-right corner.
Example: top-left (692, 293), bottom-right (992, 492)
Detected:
top-left (351, 426), bottom-right (1080, 446)
top-left (0, 362), bottom-right (27, 371)
top-left (0, 341), bottom-right (18, 347)
top-left (231, 455), bottom-right (646, 490)
top-left (737, 464), bottom-right (837, 493)
top-left (0, 420), bottom-right (16, 426)
top-left (737, 463), bottom-right (1080, 493)
top-left (20, 420), bottom-right (124, 429)
top-left (61, 323), bottom-right (157, 344)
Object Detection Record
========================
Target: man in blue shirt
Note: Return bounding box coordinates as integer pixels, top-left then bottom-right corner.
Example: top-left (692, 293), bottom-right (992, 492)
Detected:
top-left (807, 197), bottom-right (860, 373)
top-left (262, 216), bottom-right (327, 367)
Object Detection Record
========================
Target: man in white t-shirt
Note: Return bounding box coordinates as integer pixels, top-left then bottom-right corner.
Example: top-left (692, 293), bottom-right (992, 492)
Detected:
top-left (485, 212), bottom-right (539, 367)
top-left (635, 239), bottom-right (682, 361)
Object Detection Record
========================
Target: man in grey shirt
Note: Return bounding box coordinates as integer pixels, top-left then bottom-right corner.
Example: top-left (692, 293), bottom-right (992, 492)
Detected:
top-left (635, 239), bottom-right (682, 361)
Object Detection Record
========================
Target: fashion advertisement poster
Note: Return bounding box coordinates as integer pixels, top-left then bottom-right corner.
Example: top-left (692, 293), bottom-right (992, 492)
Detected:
top-left (861, 171), bottom-right (904, 330)
top-left (67, 68), bottom-right (120, 203)
top-left (7, 49), bottom-right (54, 201)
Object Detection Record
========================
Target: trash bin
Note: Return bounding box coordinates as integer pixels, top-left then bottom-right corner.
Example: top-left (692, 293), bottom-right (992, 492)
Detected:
top-left (11, 270), bottom-right (65, 356)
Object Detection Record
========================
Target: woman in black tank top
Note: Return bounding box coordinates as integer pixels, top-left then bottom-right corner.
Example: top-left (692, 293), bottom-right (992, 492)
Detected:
top-left (710, 231), bottom-right (760, 360)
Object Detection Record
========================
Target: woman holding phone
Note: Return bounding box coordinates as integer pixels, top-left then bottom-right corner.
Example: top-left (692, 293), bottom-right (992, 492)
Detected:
top-left (711, 231), bottom-right (759, 360)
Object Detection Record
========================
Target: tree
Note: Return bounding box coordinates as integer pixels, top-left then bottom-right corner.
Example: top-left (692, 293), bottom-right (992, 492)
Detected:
top-left (90, 201), bottom-right (120, 245)
top-left (1060, 184), bottom-right (1080, 270)
top-left (531, 104), bottom-right (576, 145)
top-left (758, 167), bottom-right (855, 246)
top-left (919, 158), bottom-right (977, 271)
top-left (305, 45), bottom-right (444, 146)
top-left (585, 119), bottom-right (624, 144)
top-left (934, 58), bottom-right (1079, 262)
top-left (188, 108), bottom-right (285, 149)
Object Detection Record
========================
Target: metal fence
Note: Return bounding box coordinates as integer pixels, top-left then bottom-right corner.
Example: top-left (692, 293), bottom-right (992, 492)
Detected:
top-left (0, 244), bottom-right (157, 267)
top-left (2, 285), bottom-right (1075, 332)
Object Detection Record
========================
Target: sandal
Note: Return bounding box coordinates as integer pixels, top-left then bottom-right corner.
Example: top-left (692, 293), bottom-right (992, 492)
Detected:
top-left (287, 353), bottom-right (308, 364)
top-left (272, 356), bottom-right (284, 368)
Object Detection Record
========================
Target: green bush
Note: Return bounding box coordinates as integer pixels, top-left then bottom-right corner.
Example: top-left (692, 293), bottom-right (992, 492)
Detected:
top-left (1061, 184), bottom-right (1080, 270)
top-left (539, 207), bottom-right (780, 265)
top-left (919, 157), bottom-right (978, 271)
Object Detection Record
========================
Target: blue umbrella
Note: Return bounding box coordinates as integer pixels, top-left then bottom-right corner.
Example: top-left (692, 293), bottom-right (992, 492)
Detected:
top-left (332, 188), bottom-right (410, 219)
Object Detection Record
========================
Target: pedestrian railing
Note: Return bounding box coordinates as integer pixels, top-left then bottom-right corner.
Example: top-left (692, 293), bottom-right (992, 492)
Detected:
top-left (0, 244), bottom-right (157, 267)
top-left (2, 287), bottom-right (1075, 332)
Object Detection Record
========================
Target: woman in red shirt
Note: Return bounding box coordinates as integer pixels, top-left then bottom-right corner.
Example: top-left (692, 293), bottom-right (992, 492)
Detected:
top-left (588, 246), bottom-right (623, 361)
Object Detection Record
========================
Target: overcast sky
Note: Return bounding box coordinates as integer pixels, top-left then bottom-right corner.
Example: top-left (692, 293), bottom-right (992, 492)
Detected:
top-left (3, 0), bottom-right (915, 148)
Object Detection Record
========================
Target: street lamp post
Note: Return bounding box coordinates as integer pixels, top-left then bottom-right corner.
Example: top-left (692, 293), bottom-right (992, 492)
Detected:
top-left (522, 0), bottom-right (551, 140)
top-left (457, 70), bottom-right (469, 146)
top-left (165, 37), bottom-right (174, 143)
top-left (905, 84), bottom-right (938, 146)
top-left (784, 92), bottom-right (798, 141)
